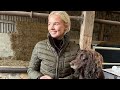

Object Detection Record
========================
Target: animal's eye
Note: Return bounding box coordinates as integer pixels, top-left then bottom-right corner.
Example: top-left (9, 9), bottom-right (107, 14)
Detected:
top-left (83, 58), bottom-right (86, 61)
top-left (80, 54), bottom-right (87, 60)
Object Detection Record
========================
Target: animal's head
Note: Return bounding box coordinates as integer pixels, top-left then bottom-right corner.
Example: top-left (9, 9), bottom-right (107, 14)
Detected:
top-left (70, 50), bottom-right (89, 70)
top-left (70, 50), bottom-right (104, 79)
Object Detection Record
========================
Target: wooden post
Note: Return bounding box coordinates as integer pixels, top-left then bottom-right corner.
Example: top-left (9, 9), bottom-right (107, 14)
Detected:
top-left (79, 11), bottom-right (95, 50)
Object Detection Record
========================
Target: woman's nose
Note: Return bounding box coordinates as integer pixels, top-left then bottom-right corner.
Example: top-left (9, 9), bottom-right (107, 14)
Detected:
top-left (49, 24), bottom-right (54, 30)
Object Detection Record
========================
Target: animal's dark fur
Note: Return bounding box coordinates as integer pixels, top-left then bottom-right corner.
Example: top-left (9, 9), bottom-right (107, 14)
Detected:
top-left (70, 50), bottom-right (105, 79)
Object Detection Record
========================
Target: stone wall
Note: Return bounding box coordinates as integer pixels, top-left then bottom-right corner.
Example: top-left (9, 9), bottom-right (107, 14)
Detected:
top-left (0, 34), bottom-right (14, 59)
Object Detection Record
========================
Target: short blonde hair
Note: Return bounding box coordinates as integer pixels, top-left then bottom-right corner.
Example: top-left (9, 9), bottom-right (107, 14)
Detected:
top-left (49, 11), bottom-right (71, 34)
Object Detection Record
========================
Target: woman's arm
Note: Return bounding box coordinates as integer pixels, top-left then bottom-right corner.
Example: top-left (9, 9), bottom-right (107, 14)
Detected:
top-left (27, 43), bottom-right (43, 79)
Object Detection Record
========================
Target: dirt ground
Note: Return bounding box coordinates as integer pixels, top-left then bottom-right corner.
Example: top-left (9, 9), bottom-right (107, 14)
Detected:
top-left (0, 59), bottom-right (29, 67)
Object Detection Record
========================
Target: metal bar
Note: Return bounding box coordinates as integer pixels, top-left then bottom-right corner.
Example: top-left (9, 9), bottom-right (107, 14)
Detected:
top-left (0, 67), bottom-right (28, 73)
top-left (94, 46), bottom-right (120, 50)
top-left (0, 20), bottom-right (14, 24)
top-left (103, 63), bottom-right (120, 65)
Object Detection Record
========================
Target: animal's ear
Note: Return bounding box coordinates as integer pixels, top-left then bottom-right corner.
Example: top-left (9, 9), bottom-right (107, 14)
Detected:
top-left (96, 67), bottom-right (105, 79)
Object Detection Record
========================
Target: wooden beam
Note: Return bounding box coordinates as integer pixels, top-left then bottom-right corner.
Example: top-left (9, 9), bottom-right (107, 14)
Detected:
top-left (94, 18), bottom-right (120, 25)
top-left (0, 11), bottom-right (83, 21)
top-left (79, 11), bottom-right (95, 50)
top-left (0, 11), bottom-right (48, 18)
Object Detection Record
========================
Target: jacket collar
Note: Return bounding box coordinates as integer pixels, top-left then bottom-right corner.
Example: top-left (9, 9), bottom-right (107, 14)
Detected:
top-left (47, 33), bottom-right (70, 56)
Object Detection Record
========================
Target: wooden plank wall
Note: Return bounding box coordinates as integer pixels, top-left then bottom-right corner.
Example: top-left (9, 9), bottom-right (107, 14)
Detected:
top-left (93, 11), bottom-right (120, 44)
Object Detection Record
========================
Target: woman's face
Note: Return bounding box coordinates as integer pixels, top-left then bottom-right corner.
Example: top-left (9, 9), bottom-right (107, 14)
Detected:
top-left (48, 14), bottom-right (67, 39)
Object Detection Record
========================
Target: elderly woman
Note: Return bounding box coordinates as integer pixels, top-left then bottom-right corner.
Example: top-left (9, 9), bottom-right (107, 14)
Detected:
top-left (27, 11), bottom-right (80, 79)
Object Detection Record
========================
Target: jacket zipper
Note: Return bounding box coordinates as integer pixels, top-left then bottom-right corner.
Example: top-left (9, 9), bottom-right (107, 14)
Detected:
top-left (47, 42), bottom-right (59, 79)
top-left (47, 41), bottom-right (69, 79)
top-left (55, 56), bottom-right (59, 79)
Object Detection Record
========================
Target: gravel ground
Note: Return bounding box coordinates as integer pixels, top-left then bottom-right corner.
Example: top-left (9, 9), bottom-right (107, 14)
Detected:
top-left (0, 60), bottom-right (29, 67)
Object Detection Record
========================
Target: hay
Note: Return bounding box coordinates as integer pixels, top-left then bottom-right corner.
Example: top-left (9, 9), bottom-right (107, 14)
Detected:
top-left (0, 59), bottom-right (29, 66)
top-left (10, 21), bottom-right (48, 61)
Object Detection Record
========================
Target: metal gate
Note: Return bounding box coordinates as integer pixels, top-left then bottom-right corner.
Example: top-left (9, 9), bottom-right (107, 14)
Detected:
top-left (0, 20), bottom-right (15, 33)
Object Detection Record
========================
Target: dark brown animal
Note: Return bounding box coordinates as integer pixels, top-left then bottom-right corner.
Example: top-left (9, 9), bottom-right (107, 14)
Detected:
top-left (70, 50), bottom-right (105, 79)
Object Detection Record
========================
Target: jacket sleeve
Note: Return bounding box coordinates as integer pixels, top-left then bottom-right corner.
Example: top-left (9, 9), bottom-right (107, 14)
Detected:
top-left (27, 43), bottom-right (43, 79)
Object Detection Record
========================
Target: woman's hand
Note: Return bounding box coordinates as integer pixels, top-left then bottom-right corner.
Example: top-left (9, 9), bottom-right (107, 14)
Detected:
top-left (40, 75), bottom-right (52, 79)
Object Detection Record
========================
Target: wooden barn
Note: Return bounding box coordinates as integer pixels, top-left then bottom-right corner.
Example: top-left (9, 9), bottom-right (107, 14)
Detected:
top-left (0, 11), bottom-right (120, 79)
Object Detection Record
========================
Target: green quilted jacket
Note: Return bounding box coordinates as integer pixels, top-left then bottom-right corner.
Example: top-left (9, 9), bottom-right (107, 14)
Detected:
top-left (27, 34), bottom-right (80, 79)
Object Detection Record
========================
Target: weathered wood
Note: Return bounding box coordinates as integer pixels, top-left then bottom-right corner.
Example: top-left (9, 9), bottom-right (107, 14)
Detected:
top-left (98, 12), bottom-right (106, 41)
top-left (79, 11), bottom-right (95, 50)
top-left (95, 18), bottom-right (120, 25)
top-left (0, 11), bottom-right (48, 18)
top-left (1, 11), bottom-right (120, 25)
top-left (99, 24), bottom-right (104, 41)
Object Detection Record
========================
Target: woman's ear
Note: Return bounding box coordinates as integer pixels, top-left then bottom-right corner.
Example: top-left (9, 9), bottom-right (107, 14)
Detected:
top-left (65, 23), bottom-right (68, 30)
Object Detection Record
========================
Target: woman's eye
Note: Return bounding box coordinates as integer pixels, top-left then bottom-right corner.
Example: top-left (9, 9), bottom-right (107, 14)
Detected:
top-left (54, 23), bottom-right (59, 25)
